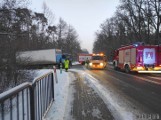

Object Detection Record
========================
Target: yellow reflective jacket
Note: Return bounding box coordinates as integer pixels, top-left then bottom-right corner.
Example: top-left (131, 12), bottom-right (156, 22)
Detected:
top-left (64, 60), bottom-right (69, 68)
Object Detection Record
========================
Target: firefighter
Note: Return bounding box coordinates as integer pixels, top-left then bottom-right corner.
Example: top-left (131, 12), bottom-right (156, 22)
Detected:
top-left (64, 58), bottom-right (69, 72)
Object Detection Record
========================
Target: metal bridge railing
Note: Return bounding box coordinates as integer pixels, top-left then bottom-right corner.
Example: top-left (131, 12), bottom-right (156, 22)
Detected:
top-left (0, 71), bottom-right (54, 120)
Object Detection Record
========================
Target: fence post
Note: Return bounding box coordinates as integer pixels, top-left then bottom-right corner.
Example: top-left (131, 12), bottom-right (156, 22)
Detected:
top-left (51, 73), bottom-right (54, 101)
top-left (60, 63), bottom-right (62, 74)
top-left (53, 66), bottom-right (58, 83)
top-left (29, 86), bottom-right (35, 120)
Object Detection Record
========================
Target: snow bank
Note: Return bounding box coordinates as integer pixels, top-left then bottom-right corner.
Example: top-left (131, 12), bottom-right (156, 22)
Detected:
top-left (35, 68), bottom-right (146, 120)
top-left (84, 73), bottom-right (147, 120)
top-left (69, 69), bottom-right (146, 120)
top-left (72, 61), bottom-right (81, 65)
top-left (44, 69), bottom-right (75, 120)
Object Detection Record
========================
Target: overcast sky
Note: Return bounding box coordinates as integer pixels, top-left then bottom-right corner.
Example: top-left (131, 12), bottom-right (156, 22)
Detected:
top-left (30, 0), bottom-right (120, 53)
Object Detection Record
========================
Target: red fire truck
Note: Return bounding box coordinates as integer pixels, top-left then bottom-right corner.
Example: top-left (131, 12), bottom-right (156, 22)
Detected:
top-left (113, 42), bottom-right (161, 73)
top-left (78, 53), bottom-right (92, 65)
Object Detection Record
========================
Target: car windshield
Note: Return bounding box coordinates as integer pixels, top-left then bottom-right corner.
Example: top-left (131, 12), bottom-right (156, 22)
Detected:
top-left (92, 56), bottom-right (103, 60)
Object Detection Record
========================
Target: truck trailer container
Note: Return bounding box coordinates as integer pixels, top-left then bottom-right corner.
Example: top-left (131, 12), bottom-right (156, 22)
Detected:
top-left (16, 49), bottom-right (62, 66)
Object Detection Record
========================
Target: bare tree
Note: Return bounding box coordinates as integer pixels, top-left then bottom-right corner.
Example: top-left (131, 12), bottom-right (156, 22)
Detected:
top-left (65, 25), bottom-right (81, 58)
top-left (56, 18), bottom-right (68, 51)
top-left (42, 2), bottom-right (55, 25)
top-left (93, 0), bottom-right (161, 61)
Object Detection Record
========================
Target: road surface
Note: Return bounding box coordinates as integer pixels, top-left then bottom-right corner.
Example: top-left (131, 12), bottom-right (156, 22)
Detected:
top-left (70, 64), bottom-right (161, 120)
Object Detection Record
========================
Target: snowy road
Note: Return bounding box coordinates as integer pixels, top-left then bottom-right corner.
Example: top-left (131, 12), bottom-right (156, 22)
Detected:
top-left (44, 64), bottom-right (161, 120)
top-left (85, 66), bottom-right (161, 120)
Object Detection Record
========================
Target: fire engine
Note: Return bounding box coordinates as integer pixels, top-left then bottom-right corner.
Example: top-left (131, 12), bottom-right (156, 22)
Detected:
top-left (78, 53), bottom-right (92, 65)
top-left (113, 42), bottom-right (161, 73)
top-left (89, 53), bottom-right (107, 69)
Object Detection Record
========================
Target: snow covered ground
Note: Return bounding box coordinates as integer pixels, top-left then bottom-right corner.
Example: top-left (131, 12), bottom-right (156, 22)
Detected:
top-left (43, 69), bottom-right (75, 120)
top-left (28, 68), bottom-right (73, 120)
top-left (30, 63), bottom-right (148, 120)
top-left (1, 62), bottom-right (149, 120)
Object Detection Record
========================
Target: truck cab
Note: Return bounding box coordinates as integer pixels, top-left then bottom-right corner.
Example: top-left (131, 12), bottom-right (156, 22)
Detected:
top-left (89, 53), bottom-right (107, 69)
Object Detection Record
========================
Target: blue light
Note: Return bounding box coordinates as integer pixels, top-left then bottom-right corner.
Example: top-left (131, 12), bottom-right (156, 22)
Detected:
top-left (133, 42), bottom-right (145, 47)
top-left (133, 44), bottom-right (138, 47)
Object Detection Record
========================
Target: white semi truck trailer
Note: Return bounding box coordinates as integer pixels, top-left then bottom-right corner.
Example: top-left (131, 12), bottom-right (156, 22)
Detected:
top-left (16, 49), bottom-right (62, 66)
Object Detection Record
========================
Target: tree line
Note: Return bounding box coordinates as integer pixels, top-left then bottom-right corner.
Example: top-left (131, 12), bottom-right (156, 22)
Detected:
top-left (0, 0), bottom-right (81, 92)
top-left (93, 0), bottom-right (161, 60)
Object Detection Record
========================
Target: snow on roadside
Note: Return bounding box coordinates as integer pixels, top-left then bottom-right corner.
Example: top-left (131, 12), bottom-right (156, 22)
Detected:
top-left (32, 67), bottom-right (147, 120)
top-left (63, 72), bottom-right (76, 120)
top-left (44, 69), bottom-right (75, 120)
top-left (108, 62), bottom-right (113, 65)
top-left (84, 73), bottom-right (147, 120)
top-left (31, 69), bottom-right (53, 80)
top-left (72, 61), bottom-right (81, 65)
top-left (0, 69), bottom-right (54, 120)
top-left (69, 69), bottom-right (147, 120)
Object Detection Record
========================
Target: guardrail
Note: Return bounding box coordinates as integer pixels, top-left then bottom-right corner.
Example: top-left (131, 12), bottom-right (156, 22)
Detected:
top-left (0, 71), bottom-right (54, 120)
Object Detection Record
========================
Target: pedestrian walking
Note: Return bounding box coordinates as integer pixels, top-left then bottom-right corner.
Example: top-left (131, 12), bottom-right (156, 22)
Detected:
top-left (64, 58), bottom-right (69, 72)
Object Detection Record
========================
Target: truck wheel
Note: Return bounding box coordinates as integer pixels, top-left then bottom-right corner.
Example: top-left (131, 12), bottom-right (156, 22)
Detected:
top-left (125, 65), bottom-right (130, 73)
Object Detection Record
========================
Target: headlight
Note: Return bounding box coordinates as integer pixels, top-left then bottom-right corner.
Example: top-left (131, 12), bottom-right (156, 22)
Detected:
top-left (89, 63), bottom-right (93, 66)
top-left (137, 67), bottom-right (143, 70)
top-left (100, 63), bottom-right (103, 66)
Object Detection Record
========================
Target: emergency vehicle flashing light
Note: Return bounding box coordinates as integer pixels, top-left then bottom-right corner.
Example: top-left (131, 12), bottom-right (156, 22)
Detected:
top-left (92, 53), bottom-right (104, 56)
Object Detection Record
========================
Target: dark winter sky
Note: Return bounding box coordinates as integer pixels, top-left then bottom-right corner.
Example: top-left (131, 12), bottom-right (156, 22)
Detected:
top-left (30, 0), bottom-right (120, 53)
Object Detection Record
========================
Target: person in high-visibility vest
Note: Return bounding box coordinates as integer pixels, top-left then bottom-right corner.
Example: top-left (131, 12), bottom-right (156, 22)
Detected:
top-left (64, 58), bottom-right (69, 72)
